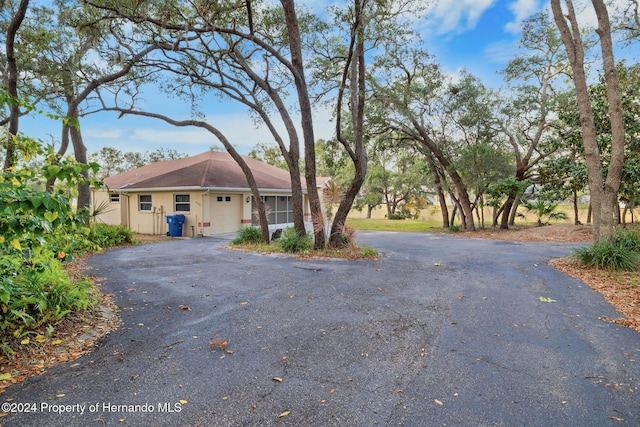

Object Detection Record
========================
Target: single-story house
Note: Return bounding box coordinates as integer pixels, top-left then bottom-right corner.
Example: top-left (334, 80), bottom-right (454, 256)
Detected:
top-left (91, 151), bottom-right (329, 236)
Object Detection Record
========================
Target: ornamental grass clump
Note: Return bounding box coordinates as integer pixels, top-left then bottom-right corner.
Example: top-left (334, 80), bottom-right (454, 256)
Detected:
top-left (572, 228), bottom-right (640, 271)
top-left (231, 225), bottom-right (264, 245)
top-left (276, 228), bottom-right (312, 253)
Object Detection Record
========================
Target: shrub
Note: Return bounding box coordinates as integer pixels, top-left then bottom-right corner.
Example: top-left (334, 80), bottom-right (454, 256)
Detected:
top-left (388, 211), bottom-right (412, 220)
top-left (231, 226), bottom-right (264, 245)
top-left (361, 246), bottom-right (379, 258)
top-left (277, 228), bottom-right (312, 253)
top-left (449, 225), bottom-right (461, 232)
top-left (572, 241), bottom-right (639, 271)
top-left (612, 228), bottom-right (640, 252)
top-left (88, 223), bottom-right (135, 248)
top-left (0, 252), bottom-right (97, 337)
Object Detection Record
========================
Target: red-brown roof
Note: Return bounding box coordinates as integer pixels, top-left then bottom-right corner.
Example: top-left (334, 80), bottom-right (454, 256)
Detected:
top-left (104, 151), bottom-right (300, 191)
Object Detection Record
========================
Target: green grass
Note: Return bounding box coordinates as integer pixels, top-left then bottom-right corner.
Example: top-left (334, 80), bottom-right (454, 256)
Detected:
top-left (346, 218), bottom-right (441, 232)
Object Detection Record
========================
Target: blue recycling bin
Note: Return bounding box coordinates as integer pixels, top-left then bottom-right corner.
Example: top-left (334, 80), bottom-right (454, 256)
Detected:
top-left (166, 214), bottom-right (186, 237)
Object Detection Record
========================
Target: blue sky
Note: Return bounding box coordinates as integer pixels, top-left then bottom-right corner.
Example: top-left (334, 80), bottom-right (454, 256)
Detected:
top-left (19, 0), bottom-right (637, 159)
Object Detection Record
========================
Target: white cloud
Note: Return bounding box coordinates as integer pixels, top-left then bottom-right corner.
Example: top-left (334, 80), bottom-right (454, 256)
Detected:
top-left (484, 40), bottom-right (519, 63)
top-left (505, 0), bottom-right (540, 33)
top-left (425, 0), bottom-right (497, 35)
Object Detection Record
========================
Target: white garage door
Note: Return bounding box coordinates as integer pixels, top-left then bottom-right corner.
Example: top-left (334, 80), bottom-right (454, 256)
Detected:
top-left (209, 194), bottom-right (242, 234)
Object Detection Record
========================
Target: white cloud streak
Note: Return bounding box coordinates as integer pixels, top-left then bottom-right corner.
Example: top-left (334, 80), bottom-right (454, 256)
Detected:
top-left (425, 0), bottom-right (497, 34)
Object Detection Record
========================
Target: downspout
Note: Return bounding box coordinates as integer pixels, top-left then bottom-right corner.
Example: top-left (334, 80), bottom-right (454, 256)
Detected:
top-left (202, 190), bottom-right (210, 236)
top-left (152, 206), bottom-right (157, 235)
top-left (122, 192), bottom-right (131, 229)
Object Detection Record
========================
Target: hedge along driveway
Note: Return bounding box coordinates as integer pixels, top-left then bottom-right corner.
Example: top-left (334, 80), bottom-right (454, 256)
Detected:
top-left (2, 232), bottom-right (639, 426)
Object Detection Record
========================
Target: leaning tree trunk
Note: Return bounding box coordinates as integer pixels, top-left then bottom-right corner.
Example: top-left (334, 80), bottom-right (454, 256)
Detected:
top-left (412, 120), bottom-right (475, 230)
top-left (432, 166), bottom-right (450, 228)
top-left (328, 0), bottom-right (368, 248)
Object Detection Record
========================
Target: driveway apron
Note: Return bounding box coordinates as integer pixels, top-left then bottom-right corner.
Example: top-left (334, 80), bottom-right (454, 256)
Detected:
top-left (2, 231), bottom-right (639, 426)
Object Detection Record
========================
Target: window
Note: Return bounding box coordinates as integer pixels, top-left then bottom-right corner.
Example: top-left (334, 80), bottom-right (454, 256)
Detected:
top-left (175, 194), bottom-right (190, 212)
top-left (217, 196), bottom-right (223, 202)
top-left (225, 196), bottom-right (231, 202)
top-left (110, 193), bottom-right (120, 203)
top-left (252, 196), bottom-right (293, 226)
top-left (139, 195), bottom-right (152, 211)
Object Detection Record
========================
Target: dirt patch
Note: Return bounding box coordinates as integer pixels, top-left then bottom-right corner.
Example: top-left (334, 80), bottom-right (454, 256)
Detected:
top-left (551, 258), bottom-right (640, 333)
top-left (456, 223), bottom-right (593, 243)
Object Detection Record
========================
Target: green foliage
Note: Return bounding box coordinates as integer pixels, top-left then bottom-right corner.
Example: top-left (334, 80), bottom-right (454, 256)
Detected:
top-left (572, 229), bottom-right (640, 271)
top-left (519, 199), bottom-right (568, 226)
top-left (449, 225), bottom-right (462, 232)
top-left (0, 253), bottom-right (95, 336)
top-left (572, 242), bottom-right (639, 271)
top-left (276, 228), bottom-right (312, 253)
top-left (0, 131), bottom-right (102, 350)
top-left (231, 226), bottom-right (264, 245)
top-left (388, 211), bottom-right (412, 220)
top-left (486, 177), bottom-right (530, 209)
top-left (612, 228), bottom-right (640, 252)
top-left (361, 246), bottom-right (379, 258)
top-left (88, 224), bottom-right (136, 248)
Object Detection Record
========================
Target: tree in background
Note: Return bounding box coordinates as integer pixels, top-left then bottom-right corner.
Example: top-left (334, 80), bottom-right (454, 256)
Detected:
top-left (496, 11), bottom-right (569, 229)
top-left (88, 146), bottom-right (187, 180)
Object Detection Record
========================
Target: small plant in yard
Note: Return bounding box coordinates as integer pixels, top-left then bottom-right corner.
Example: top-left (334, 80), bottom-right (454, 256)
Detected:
top-left (612, 228), bottom-right (640, 252)
top-left (572, 240), bottom-right (640, 271)
top-left (519, 199), bottom-right (568, 226)
top-left (449, 225), bottom-right (461, 232)
top-left (231, 225), bottom-right (264, 245)
top-left (276, 228), bottom-right (312, 253)
top-left (88, 223), bottom-right (136, 248)
top-left (361, 246), bottom-right (379, 258)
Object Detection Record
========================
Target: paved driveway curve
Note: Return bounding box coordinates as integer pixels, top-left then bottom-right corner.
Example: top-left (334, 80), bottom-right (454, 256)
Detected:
top-left (2, 232), bottom-right (639, 426)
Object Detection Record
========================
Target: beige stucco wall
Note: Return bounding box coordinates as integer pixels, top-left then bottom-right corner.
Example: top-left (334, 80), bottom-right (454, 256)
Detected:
top-left (92, 189), bottom-right (257, 236)
top-left (92, 188), bottom-right (312, 236)
top-left (92, 190), bottom-right (124, 226)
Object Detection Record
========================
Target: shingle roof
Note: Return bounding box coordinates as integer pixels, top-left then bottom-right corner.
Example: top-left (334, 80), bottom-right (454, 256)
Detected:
top-left (104, 151), bottom-right (300, 191)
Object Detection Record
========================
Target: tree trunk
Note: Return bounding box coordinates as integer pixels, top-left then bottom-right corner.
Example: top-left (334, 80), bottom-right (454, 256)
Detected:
top-left (500, 194), bottom-right (515, 230)
top-left (280, 0), bottom-right (325, 248)
top-left (551, 0), bottom-right (617, 242)
top-left (593, 0), bottom-right (625, 241)
top-left (573, 190), bottom-right (580, 224)
top-left (69, 124), bottom-right (91, 215)
top-left (2, 0), bottom-right (29, 169)
top-left (450, 204), bottom-right (458, 227)
top-left (45, 124), bottom-right (71, 191)
top-left (366, 204), bottom-right (373, 219)
top-left (329, 0), bottom-right (368, 248)
top-left (411, 120), bottom-right (475, 230)
top-left (509, 193), bottom-right (521, 226)
top-left (432, 167), bottom-right (449, 228)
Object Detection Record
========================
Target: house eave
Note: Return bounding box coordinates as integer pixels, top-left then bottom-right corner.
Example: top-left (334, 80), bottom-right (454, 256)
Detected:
top-left (101, 186), bottom-right (303, 194)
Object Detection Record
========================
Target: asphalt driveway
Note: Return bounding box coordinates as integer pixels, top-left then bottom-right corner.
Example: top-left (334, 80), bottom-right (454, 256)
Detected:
top-left (2, 231), bottom-right (639, 426)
